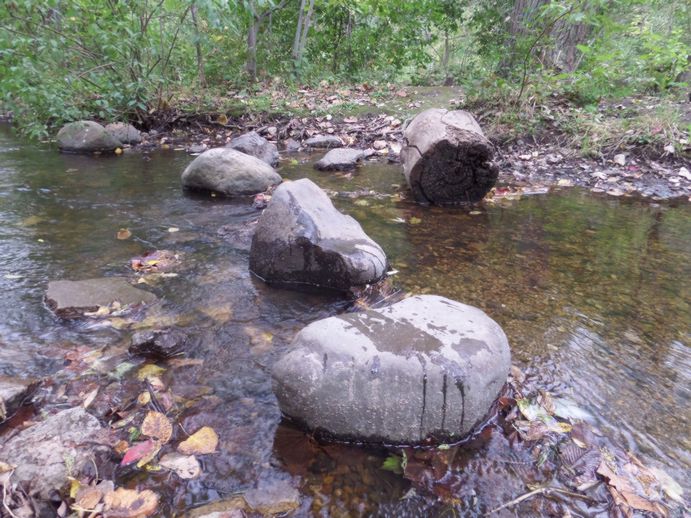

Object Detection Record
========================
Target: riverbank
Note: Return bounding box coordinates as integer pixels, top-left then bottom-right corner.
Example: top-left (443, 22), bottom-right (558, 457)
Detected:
top-left (43, 84), bottom-right (688, 201)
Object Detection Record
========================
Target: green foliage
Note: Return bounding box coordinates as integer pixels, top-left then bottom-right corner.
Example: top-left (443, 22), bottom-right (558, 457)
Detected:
top-left (0, 0), bottom-right (688, 137)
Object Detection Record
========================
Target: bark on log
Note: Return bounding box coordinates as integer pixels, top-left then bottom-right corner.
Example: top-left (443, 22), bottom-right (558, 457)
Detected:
top-left (401, 109), bottom-right (497, 205)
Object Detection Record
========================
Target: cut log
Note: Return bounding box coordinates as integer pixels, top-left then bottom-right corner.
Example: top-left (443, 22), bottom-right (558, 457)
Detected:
top-left (401, 109), bottom-right (497, 205)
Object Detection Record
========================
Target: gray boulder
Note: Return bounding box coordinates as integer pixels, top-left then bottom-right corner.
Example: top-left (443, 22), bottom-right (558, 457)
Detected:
top-left (272, 295), bottom-right (511, 443)
top-left (0, 407), bottom-right (107, 498)
top-left (249, 178), bottom-right (387, 291)
top-left (57, 120), bottom-right (122, 153)
top-left (314, 148), bottom-right (365, 171)
top-left (181, 148), bottom-right (282, 196)
top-left (105, 122), bottom-right (142, 144)
top-left (228, 131), bottom-right (279, 166)
top-left (304, 135), bottom-right (342, 148)
top-left (45, 277), bottom-right (157, 319)
top-left (0, 376), bottom-right (39, 421)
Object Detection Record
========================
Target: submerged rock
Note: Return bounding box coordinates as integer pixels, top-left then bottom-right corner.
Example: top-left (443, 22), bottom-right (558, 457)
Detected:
top-left (57, 120), bottom-right (122, 153)
top-left (130, 328), bottom-right (188, 359)
top-left (105, 122), bottom-right (142, 144)
top-left (227, 131), bottom-right (279, 167)
top-left (249, 178), bottom-right (387, 291)
top-left (304, 135), bottom-right (342, 148)
top-left (243, 479), bottom-right (300, 515)
top-left (45, 277), bottom-right (157, 319)
top-left (0, 376), bottom-right (39, 421)
top-left (283, 138), bottom-right (301, 152)
top-left (314, 148), bottom-right (365, 171)
top-left (181, 148), bottom-right (282, 196)
top-left (0, 407), bottom-right (107, 498)
top-left (272, 295), bottom-right (511, 443)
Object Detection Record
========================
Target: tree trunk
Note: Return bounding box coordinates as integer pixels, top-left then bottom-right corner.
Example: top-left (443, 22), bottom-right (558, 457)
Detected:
top-left (298, 0), bottom-right (315, 59)
top-left (401, 109), bottom-right (497, 205)
top-left (292, 0), bottom-right (307, 61)
top-left (191, 3), bottom-right (206, 87)
top-left (247, 15), bottom-right (259, 80)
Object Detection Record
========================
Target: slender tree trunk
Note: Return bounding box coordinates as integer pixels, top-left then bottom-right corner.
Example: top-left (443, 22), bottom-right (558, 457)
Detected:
top-left (190, 3), bottom-right (206, 87)
top-left (247, 15), bottom-right (259, 80)
top-left (298, 0), bottom-right (315, 58)
top-left (292, 0), bottom-right (307, 61)
top-left (441, 28), bottom-right (450, 78)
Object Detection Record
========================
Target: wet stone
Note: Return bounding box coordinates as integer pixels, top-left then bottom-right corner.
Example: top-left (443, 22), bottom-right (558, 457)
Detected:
top-left (56, 120), bottom-right (122, 154)
top-left (282, 138), bottom-right (301, 152)
top-left (314, 148), bottom-right (366, 171)
top-left (227, 131), bottom-right (279, 167)
top-left (104, 122), bottom-right (142, 144)
top-left (304, 135), bottom-right (343, 148)
top-left (0, 407), bottom-right (108, 498)
top-left (181, 147), bottom-right (282, 196)
top-left (243, 479), bottom-right (300, 516)
top-left (249, 178), bottom-right (387, 292)
top-left (45, 277), bottom-right (157, 319)
top-left (129, 328), bottom-right (189, 359)
top-left (272, 294), bottom-right (511, 443)
top-left (0, 376), bottom-right (39, 421)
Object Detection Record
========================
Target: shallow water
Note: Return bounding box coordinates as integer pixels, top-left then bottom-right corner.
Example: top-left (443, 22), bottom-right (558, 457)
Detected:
top-left (0, 124), bottom-right (688, 516)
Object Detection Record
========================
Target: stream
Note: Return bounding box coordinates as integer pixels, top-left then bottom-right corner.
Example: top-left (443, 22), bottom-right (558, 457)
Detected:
top-left (0, 123), bottom-right (688, 516)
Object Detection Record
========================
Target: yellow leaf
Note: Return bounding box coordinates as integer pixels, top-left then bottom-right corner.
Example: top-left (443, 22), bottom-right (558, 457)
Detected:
top-left (137, 391), bottom-right (151, 406)
top-left (104, 488), bottom-right (159, 517)
top-left (177, 426), bottom-right (218, 455)
top-left (69, 478), bottom-right (81, 499)
top-left (140, 411), bottom-right (173, 444)
top-left (409, 217), bottom-right (422, 225)
top-left (137, 364), bottom-right (165, 381)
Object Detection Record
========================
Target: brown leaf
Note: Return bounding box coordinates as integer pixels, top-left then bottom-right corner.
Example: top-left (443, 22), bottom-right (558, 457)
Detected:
top-left (177, 426), bottom-right (218, 455)
top-left (140, 411), bottom-right (172, 444)
top-left (159, 452), bottom-right (201, 479)
top-left (104, 488), bottom-right (159, 518)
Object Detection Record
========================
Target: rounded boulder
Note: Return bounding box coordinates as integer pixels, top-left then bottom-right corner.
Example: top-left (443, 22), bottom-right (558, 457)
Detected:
top-left (272, 295), bottom-right (511, 443)
top-left (181, 147), bottom-right (282, 196)
top-left (56, 120), bottom-right (122, 153)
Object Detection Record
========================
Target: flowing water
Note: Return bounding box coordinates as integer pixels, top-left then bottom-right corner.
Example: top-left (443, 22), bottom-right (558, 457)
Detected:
top-left (0, 123), bottom-right (688, 516)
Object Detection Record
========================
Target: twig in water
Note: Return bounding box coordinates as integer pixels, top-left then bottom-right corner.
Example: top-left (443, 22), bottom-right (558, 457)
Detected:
top-left (485, 486), bottom-right (598, 515)
top-left (2, 467), bottom-right (20, 518)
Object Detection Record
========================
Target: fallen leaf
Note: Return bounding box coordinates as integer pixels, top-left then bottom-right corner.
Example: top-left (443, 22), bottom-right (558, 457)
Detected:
top-left (649, 467), bottom-right (684, 503)
top-left (177, 426), bottom-right (218, 455)
top-left (167, 227), bottom-right (180, 233)
top-left (137, 391), bottom-right (151, 406)
top-left (140, 411), bottom-right (173, 444)
top-left (120, 439), bottom-right (159, 467)
top-left (159, 452), bottom-right (201, 479)
top-left (104, 488), bottom-right (159, 517)
top-left (409, 217), bottom-right (422, 225)
top-left (137, 364), bottom-right (166, 381)
top-left (613, 154), bottom-right (626, 166)
top-left (82, 387), bottom-right (99, 409)
top-left (117, 228), bottom-right (132, 240)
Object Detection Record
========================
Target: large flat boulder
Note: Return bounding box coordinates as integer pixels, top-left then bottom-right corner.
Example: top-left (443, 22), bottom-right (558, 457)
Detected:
top-left (57, 120), bottom-right (122, 153)
top-left (0, 407), bottom-right (107, 498)
top-left (272, 295), bottom-right (511, 443)
top-left (105, 122), bottom-right (142, 144)
top-left (181, 148), bottom-right (282, 196)
top-left (227, 131), bottom-right (279, 167)
top-left (314, 148), bottom-right (365, 171)
top-left (0, 376), bottom-right (39, 421)
top-left (249, 178), bottom-right (387, 291)
top-left (45, 277), bottom-right (157, 319)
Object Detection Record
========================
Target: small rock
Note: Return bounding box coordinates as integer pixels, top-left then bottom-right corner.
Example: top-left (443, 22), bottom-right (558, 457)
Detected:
top-left (130, 329), bottom-right (188, 359)
top-left (188, 143), bottom-right (208, 154)
top-left (372, 140), bottom-right (387, 150)
top-left (227, 131), bottom-right (279, 167)
top-left (185, 497), bottom-right (247, 518)
top-left (45, 278), bottom-right (157, 319)
top-left (105, 122), bottom-right (142, 145)
top-left (282, 138), bottom-right (301, 153)
top-left (679, 167), bottom-right (691, 181)
top-left (304, 135), bottom-right (342, 148)
top-left (243, 479), bottom-right (300, 516)
top-left (314, 148), bottom-right (365, 171)
top-left (249, 178), bottom-right (387, 291)
top-left (0, 376), bottom-right (39, 421)
top-left (613, 154), bottom-right (626, 166)
top-left (0, 407), bottom-right (108, 498)
top-left (181, 148), bottom-right (282, 196)
top-left (57, 121), bottom-right (122, 154)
